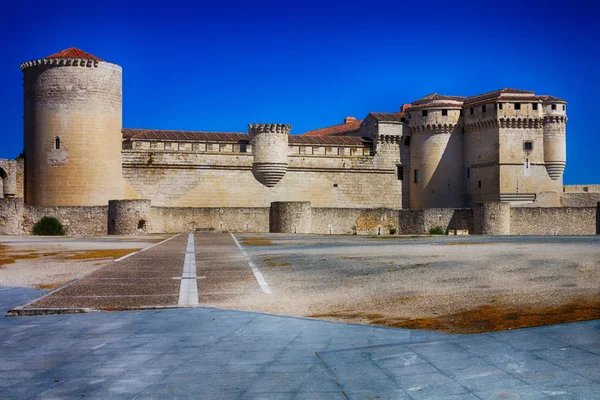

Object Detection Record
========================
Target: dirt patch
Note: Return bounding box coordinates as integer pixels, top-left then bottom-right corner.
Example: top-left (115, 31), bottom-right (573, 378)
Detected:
top-left (60, 249), bottom-right (140, 260)
top-left (308, 298), bottom-right (600, 334)
top-left (0, 245), bottom-right (42, 268)
top-left (262, 257), bottom-right (291, 268)
top-left (33, 281), bottom-right (71, 290)
top-left (241, 237), bottom-right (273, 246)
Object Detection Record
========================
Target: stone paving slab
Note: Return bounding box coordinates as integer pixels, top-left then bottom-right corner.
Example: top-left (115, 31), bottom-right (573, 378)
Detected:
top-left (2, 287), bottom-right (600, 399)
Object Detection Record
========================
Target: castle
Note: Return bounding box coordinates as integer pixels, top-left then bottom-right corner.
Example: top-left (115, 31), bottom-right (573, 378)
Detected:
top-left (0, 48), bottom-right (598, 236)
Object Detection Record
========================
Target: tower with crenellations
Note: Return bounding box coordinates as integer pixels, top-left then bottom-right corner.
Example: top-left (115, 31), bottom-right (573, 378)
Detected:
top-left (20, 48), bottom-right (123, 206)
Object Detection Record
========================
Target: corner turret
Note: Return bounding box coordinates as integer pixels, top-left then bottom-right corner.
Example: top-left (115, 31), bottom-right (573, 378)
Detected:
top-left (248, 123), bottom-right (292, 187)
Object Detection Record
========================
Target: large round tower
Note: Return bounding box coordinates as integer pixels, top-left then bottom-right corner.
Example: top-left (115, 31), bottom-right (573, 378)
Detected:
top-left (542, 96), bottom-right (567, 180)
top-left (21, 48), bottom-right (123, 206)
top-left (407, 94), bottom-right (465, 209)
top-left (248, 123), bottom-right (291, 187)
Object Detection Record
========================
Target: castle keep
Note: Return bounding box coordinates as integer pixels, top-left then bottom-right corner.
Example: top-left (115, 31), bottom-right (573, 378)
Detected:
top-left (0, 48), bottom-right (598, 236)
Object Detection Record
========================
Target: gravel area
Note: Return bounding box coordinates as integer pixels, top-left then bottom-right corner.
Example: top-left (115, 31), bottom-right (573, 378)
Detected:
top-left (0, 235), bottom-right (169, 289)
top-left (228, 234), bottom-right (600, 333)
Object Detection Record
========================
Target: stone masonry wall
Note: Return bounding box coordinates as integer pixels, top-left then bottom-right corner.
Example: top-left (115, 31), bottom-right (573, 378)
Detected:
top-left (24, 205), bottom-right (108, 236)
top-left (398, 208), bottom-right (473, 234)
top-left (150, 207), bottom-right (270, 233)
top-left (510, 207), bottom-right (597, 235)
top-left (311, 208), bottom-right (399, 235)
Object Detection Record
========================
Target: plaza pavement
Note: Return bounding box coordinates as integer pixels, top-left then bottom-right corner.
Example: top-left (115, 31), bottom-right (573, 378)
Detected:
top-left (1, 286), bottom-right (600, 399)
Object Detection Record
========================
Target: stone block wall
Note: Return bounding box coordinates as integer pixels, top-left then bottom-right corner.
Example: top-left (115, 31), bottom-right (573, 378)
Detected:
top-left (510, 207), bottom-right (597, 235)
top-left (561, 193), bottom-right (600, 207)
top-left (474, 202), bottom-right (511, 235)
top-left (311, 207), bottom-right (399, 235)
top-left (23, 205), bottom-right (108, 236)
top-left (398, 208), bottom-right (473, 234)
top-left (150, 207), bottom-right (269, 234)
top-left (0, 198), bottom-right (25, 235)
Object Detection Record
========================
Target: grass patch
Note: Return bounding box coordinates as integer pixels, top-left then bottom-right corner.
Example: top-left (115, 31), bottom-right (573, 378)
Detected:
top-left (241, 237), bottom-right (273, 246)
top-left (33, 217), bottom-right (65, 236)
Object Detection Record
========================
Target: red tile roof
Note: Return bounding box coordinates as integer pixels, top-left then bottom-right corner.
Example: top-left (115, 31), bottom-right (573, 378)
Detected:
top-left (368, 112), bottom-right (405, 122)
top-left (463, 88), bottom-right (535, 105)
top-left (122, 128), bottom-right (371, 146)
top-left (540, 95), bottom-right (567, 103)
top-left (46, 48), bottom-right (102, 61)
top-left (123, 129), bottom-right (248, 142)
top-left (289, 135), bottom-right (371, 146)
top-left (301, 119), bottom-right (363, 137)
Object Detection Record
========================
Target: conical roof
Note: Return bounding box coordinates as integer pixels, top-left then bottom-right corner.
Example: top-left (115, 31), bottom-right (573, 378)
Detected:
top-left (45, 47), bottom-right (102, 61)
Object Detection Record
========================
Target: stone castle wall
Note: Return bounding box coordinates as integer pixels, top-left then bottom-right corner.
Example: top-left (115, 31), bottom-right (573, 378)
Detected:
top-left (121, 148), bottom-right (403, 209)
top-left (0, 198), bottom-right (106, 236)
top-left (510, 206), bottom-right (597, 235)
top-left (0, 198), bottom-right (597, 236)
top-left (398, 208), bottom-right (473, 234)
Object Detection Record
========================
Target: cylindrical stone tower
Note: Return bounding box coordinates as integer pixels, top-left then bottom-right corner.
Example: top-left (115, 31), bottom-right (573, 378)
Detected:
top-left (248, 123), bottom-right (291, 187)
top-left (21, 48), bottom-right (123, 206)
top-left (542, 97), bottom-right (567, 180)
top-left (269, 202), bottom-right (312, 233)
top-left (108, 199), bottom-right (151, 235)
top-left (473, 202), bottom-right (510, 235)
top-left (408, 95), bottom-right (465, 208)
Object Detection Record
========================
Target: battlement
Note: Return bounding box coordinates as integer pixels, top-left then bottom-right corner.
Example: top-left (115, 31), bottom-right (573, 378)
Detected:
top-left (20, 58), bottom-right (101, 70)
top-left (248, 123), bottom-right (292, 137)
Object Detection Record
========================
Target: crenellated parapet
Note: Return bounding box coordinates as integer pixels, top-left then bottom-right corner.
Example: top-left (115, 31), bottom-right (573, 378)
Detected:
top-left (20, 58), bottom-right (100, 70)
top-left (248, 123), bottom-right (292, 137)
top-left (376, 134), bottom-right (403, 144)
top-left (498, 117), bottom-right (543, 129)
top-left (543, 115), bottom-right (567, 125)
top-left (408, 123), bottom-right (461, 134)
top-left (248, 123), bottom-right (292, 188)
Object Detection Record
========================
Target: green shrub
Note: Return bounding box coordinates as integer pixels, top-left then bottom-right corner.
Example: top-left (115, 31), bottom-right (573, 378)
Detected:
top-left (428, 226), bottom-right (445, 235)
top-left (32, 217), bottom-right (65, 236)
top-left (389, 226), bottom-right (397, 235)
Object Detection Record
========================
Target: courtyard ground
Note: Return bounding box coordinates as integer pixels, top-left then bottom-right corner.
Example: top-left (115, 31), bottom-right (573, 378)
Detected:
top-left (3, 232), bottom-right (599, 333)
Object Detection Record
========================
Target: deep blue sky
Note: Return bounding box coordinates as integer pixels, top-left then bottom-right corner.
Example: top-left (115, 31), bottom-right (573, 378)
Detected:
top-left (1, 0), bottom-right (598, 183)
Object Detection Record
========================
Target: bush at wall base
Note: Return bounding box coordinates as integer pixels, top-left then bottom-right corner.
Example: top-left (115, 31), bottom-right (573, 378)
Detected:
top-left (428, 226), bottom-right (445, 235)
top-left (32, 217), bottom-right (66, 236)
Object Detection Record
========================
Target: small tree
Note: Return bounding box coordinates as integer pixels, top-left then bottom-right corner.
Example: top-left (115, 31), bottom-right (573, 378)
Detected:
top-left (33, 217), bottom-right (66, 236)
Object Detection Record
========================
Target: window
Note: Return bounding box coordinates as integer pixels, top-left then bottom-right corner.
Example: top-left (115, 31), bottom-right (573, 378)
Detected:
top-left (551, 104), bottom-right (557, 110)
top-left (482, 105), bottom-right (486, 113)
top-left (460, 109), bottom-right (463, 116)
top-left (414, 169), bottom-right (420, 184)
top-left (397, 165), bottom-right (404, 181)
top-left (532, 103), bottom-right (538, 110)
top-left (583, 187), bottom-right (589, 192)
top-left (442, 109), bottom-right (447, 116)
top-left (239, 141), bottom-right (248, 153)
top-left (478, 180), bottom-right (482, 189)
top-left (470, 107), bottom-right (474, 115)
top-left (422, 110), bottom-right (428, 117)
top-left (515, 103), bottom-right (521, 110)
top-left (54, 137), bottom-right (60, 150)
top-left (524, 141), bottom-right (533, 151)
top-left (563, 105), bottom-right (566, 110)
top-left (467, 167), bottom-right (470, 178)
top-left (498, 103), bottom-right (503, 110)
top-left (333, 183), bottom-right (338, 188)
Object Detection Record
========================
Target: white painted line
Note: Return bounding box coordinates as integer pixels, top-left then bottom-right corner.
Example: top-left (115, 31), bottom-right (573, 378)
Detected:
top-left (178, 233), bottom-right (199, 306)
top-left (114, 234), bottom-right (180, 262)
top-left (230, 232), bottom-right (272, 295)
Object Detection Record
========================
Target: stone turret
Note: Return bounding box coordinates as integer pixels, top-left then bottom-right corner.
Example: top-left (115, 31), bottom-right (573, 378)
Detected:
top-left (407, 94), bottom-right (466, 208)
top-left (21, 48), bottom-right (123, 206)
top-left (248, 123), bottom-right (292, 187)
top-left (542, 96), bottom-right (567, 180)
